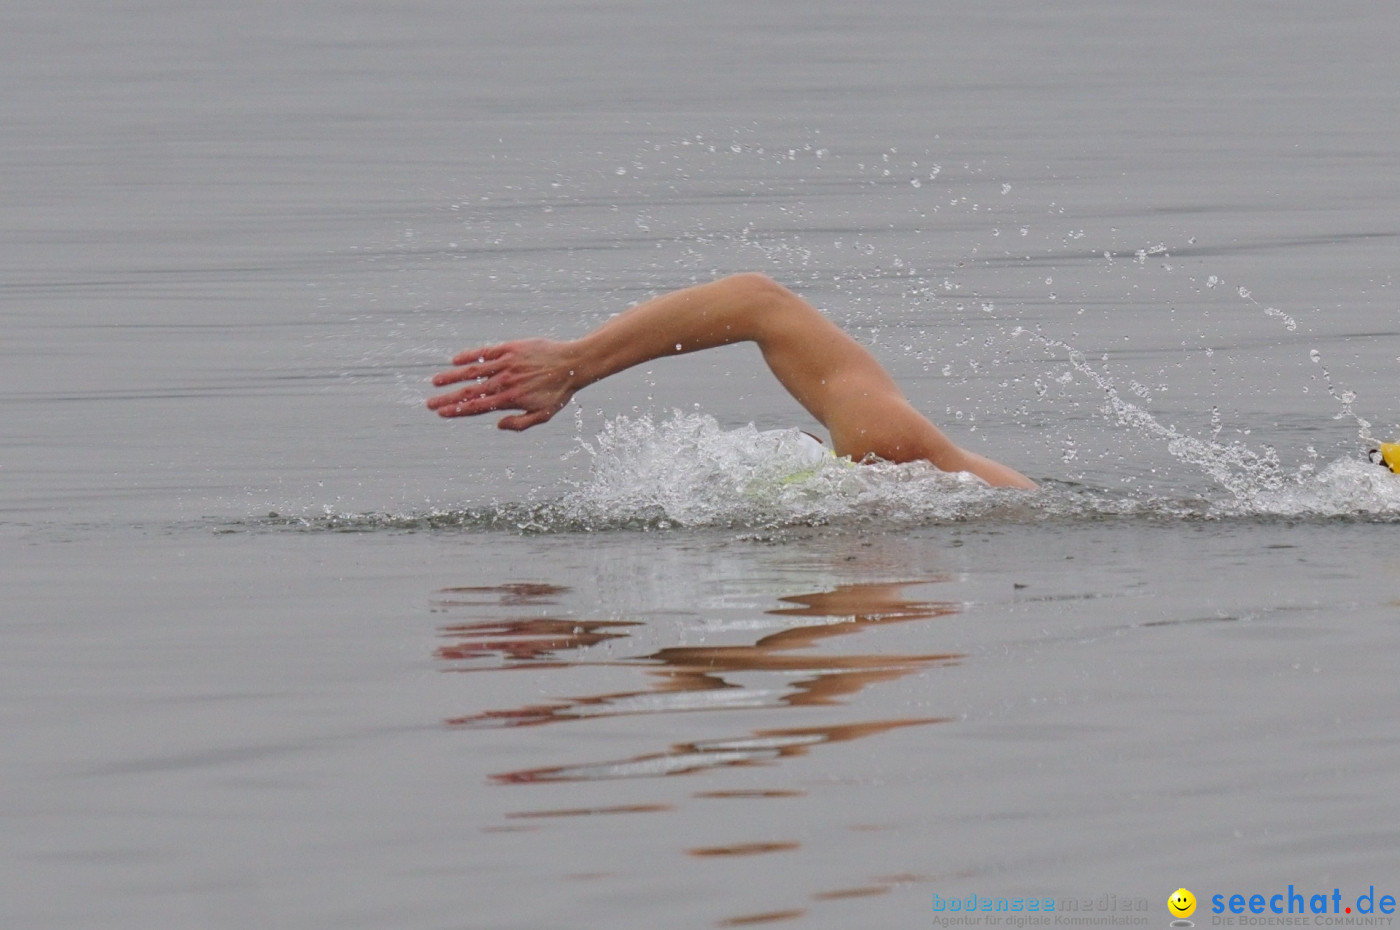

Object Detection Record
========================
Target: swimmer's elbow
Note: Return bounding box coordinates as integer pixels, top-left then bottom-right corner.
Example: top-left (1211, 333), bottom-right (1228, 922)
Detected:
top-left (720, 272), bottom-right (796, 306)
top-left (717, 273), bottom-right (812, 337)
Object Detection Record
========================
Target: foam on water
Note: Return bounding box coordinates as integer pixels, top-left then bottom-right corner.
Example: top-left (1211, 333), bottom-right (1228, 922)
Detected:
top-left (1216, 458), bottom-right (1400, 520)
top-left (556, 413), bottom-right (1003, 529)
top-left (555, 412), bottom-right (1400, 526)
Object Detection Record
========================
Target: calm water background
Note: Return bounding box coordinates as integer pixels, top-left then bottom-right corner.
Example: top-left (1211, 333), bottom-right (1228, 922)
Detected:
top-left (3, 1), bottom-right (1399, 928)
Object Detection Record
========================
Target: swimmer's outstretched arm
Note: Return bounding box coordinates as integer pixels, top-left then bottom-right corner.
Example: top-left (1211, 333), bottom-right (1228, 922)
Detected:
top-left (427, 273), bottom-right (1035, 488)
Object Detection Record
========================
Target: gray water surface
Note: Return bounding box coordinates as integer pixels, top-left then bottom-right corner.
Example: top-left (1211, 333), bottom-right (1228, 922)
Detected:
top-left (4, 2), bottom-right (1399, 928)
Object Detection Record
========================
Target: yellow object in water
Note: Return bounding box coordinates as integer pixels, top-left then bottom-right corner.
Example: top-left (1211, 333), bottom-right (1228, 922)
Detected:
top-left (1377, 443), bottom-right (1400, 474)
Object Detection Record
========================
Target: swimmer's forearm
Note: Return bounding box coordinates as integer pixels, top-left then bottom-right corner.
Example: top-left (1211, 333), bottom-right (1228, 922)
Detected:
top-left (565, 273), bottom-right (786, 391)
top-left (567, 274), bottom-right (905, 439)
top-left (568, 273), bottom-right (904, 435)
top-left (427, 276), bottom-right (798, 429)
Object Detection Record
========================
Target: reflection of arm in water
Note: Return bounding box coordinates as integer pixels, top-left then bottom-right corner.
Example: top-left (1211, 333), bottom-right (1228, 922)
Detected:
top-left (427, 273), bottom-right (1036, 489)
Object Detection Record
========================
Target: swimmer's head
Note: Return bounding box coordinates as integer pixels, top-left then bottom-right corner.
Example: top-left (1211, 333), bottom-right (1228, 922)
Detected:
top-left (1368, 442), bottom-right (1400, 474)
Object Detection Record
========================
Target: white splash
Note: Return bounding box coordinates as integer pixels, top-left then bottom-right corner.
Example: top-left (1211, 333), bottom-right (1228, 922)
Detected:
top-left (557, 412), bottom-right (1006, 529)
top-left (1216, 459), bottom-right (1400, 519)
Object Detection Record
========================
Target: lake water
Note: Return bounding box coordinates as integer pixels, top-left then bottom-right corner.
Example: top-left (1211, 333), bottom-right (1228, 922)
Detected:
top-left (4, 1), bottom-right (1399, 928)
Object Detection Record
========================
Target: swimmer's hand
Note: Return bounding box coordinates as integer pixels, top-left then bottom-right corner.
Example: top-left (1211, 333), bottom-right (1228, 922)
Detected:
top-left (427, 339), bottom-right (579, 431)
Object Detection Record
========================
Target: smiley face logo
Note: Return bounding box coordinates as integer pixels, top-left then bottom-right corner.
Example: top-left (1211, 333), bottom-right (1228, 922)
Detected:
top-left (1168, 888), bottom-right (1197, 919)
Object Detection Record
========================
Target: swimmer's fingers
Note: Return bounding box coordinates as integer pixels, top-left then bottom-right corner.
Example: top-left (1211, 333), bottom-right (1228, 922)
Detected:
top-left (427, 382), bottom-right (515, 418)
top-left (427, 348), bottom-right (514, 411)
top-left (427, 338), bottom-right (573, 425)
top-left (425, 369), bottom-right (498, 411)
top-left (449, 343), bottom-right (510, 368)
top-left (430, 355), bottom-right (506, 389)
top-left (429, 387), bottom-right (561, 429)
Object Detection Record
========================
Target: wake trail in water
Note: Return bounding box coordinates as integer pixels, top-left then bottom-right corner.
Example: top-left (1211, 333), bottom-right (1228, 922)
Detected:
top-left (236, 412), bottom-right (1400, 534)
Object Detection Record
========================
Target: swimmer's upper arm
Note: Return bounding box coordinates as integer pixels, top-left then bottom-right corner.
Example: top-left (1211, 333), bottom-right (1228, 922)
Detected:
top-left (810, 363), bottom-right (1034, 487)
top-left (743, 278), bottom-right (962, 466)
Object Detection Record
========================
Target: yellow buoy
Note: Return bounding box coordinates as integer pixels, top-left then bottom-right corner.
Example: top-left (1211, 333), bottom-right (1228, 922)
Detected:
top-left (1377, 442), bottom-right (1400, 474)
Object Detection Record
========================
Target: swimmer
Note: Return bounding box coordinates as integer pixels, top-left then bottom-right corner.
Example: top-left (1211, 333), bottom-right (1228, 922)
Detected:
top-left (426, 273), bottom-right (1036, 489)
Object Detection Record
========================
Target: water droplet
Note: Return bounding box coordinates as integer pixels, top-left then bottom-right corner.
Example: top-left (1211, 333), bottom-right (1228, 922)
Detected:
top-left (1309, 349), bottom-right (1321, 364)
